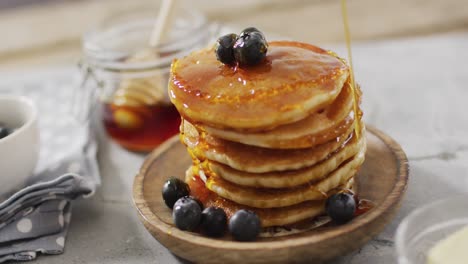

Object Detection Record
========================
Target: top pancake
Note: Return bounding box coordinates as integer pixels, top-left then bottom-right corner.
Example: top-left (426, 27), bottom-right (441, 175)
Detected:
top-left (199, 80), bottom-right (357, 149)
top-left (169, 41), bottom-right (349, 130)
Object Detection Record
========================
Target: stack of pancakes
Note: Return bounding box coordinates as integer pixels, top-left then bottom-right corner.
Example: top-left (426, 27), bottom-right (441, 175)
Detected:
top-left (168, 41), bottom-right (366, 227)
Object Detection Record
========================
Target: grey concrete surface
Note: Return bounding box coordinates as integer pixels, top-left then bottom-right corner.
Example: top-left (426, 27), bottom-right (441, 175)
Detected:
top-left (34, 32), bottom-right (468, 263)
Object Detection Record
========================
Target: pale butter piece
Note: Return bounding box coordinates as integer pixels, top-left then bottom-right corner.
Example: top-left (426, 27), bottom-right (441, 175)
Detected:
top-left (427, 225), bottom-right (468, 264)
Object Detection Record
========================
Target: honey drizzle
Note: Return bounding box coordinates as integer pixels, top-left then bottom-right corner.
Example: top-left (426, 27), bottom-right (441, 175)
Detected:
top-left (340, 0), bottom-right (361, 139)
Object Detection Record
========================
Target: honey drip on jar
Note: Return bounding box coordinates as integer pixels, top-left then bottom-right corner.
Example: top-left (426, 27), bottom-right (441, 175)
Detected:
top-left (341, 0), bottom-right (361, 139)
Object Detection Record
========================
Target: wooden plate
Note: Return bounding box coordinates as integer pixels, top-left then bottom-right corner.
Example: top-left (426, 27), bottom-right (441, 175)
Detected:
top-left (133, 126), bottom-right (409, 263)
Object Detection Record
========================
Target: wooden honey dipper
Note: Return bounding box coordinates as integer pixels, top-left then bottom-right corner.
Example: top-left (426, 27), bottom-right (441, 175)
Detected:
top-left (111, 0), bottom-right (178, 129)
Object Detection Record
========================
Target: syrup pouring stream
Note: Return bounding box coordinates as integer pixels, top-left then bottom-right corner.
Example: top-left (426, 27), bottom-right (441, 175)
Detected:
top-left (341, 0), bottom-right (361, 139)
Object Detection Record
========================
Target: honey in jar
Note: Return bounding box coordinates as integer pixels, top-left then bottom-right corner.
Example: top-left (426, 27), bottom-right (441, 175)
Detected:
top-left (103, 102), bottom-right (180, 152)
top-left (79, 8), bottom-right (213, 151)
top-left (100, 72), bottom-right (181, 152)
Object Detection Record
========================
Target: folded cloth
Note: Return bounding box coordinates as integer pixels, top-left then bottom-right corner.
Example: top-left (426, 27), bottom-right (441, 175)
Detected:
top-left (0, 174), bottom-right (93, 263)
top-left (0, 69), bottom-right (101, 262)
top-left (0, 200), bottom-right (71, 262)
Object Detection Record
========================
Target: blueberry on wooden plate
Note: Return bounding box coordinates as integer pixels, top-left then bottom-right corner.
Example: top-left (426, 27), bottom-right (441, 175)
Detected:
top-left (229, 209), bottom-right (261, 241)
top-left (162, 177), bottom-right (190, 209)
top-left (190, 196), bottom-right (204, 211)
top-left (200, 207), bottom-right (227, 237)
top-left (215, 33), bottom-right (238, 65)
top-left (326, 192), bottom-right (356, 224)
top-left (172, 196), bottom-right (202, 231)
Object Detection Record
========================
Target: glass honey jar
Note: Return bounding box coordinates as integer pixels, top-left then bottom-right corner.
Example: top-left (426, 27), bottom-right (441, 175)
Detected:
top-left (77, 8), bottom-right (217, 152)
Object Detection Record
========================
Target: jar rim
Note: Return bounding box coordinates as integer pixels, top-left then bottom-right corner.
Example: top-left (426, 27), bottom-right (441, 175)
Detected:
top-left (82, 7), bottom-right (212, 72)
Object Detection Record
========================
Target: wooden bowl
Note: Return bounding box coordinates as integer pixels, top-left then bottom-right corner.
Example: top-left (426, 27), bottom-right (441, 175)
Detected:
top-left (133, 126), bottom-right (409, 263)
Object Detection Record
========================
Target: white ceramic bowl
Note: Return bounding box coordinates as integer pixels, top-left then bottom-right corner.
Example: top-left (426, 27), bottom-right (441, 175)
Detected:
top-left (0, 95), bottom-right (39, 197)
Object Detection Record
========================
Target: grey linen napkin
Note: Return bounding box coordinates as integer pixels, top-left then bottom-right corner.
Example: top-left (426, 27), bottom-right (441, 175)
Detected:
top-left (0, 69), bottom-right (100, 262)
top-left (0, 173), bottom-right (94, 263)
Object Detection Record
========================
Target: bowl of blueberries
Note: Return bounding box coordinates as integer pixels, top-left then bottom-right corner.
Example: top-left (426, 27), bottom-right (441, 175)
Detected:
top-left (0, 95), bottom-right (39, 197)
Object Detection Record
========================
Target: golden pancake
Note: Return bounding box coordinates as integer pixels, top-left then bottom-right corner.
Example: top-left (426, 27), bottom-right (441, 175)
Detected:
top-left (186, 168), bottom-right (355, 227)
top-left (181, 119), bottom-right (355, 173)
top-left (169, 41), bottom-right (349, 130)
top-left (200, 80), bottom-right (357, 149)
top-left (208, 128), bottom-right (365, 188)
top-left (199, 114), bottom-right (354, 149)
top-left (194, 145), bottom-right (365, 209)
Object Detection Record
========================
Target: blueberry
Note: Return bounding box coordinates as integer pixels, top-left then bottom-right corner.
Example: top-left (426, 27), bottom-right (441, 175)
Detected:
top-left (229, 210), bottom-right (261, 241)
top-left (239, 27), bottom-right (265, 40)
top-left (190, 196), bottom-right (204, 211)
top-left (326, 192), bottom-right (356, 224)
top-left (0, 126), bottom-right (10, 139)
top-left (215, 33), bottom-right (238, 65)
top-left (172, 196), bottom-right (202, 231)
top-left (233, 31), bottom-right (268, 66)
top-left (200, 207), bottom-right (227, 237)
top-left (162, 177), bottom-right (190, 209)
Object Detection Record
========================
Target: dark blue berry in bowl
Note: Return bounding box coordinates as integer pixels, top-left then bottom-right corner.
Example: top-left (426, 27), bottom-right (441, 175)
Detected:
top-left (200, 207), bottom-right (227, 237)
top-left (172, 196), bottom-right (202, 231)
top-left (326, 192), bottom-right (356, 224)
top-left (162, 177), bottom-right (190, 209)
top-left (0, 125), bottom-right (11, 140)
top-left (215, 33), bottom-right (238, 65)
top-left (229, 209), bottom-right (261, 241)
top-left (233, 31), bottom-right (268, 66)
